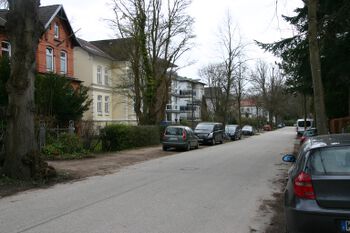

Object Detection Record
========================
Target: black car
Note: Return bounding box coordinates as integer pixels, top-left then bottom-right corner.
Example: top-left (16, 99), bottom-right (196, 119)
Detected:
top-left (282, 134), bottom-right (350, 233)
top-left (194, 122), bottom-right (224, 145)
top-left (225, 124), bottom-right (241, 140)
top-left (162, 126), bottom-right (199, 151)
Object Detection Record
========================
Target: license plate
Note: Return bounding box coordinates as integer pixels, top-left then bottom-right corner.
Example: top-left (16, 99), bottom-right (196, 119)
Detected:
top-left (340, 220), bottom-right (350, 232)
top-left (168, 138), bottom-right (178, 141)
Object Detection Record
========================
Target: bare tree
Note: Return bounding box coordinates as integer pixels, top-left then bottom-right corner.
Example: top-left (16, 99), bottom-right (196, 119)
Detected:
top-left (199, 12), bottom-right (246, 124)
top-left (233, 61), bottom-right (248, 126)
top-left (110, 0), bottom-right (194, 125)
top-left (251, 61), bottom-right (286, 125)
top-left (307, 0), bottom-right (328, 134)
top-left (2, 0), bottom-right (46, 179)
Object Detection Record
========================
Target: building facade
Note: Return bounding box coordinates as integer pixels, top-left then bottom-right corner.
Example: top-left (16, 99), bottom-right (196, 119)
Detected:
top-left (0, 5), bottom-right (79, 83)
top-left (165, 75), bottom-right (205, 124)
top-left (74, 38), bottom-right (136, 127)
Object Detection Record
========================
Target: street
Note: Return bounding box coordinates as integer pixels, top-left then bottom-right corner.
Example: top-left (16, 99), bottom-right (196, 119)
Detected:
top-left (0, 127), bottom-right (295, 233)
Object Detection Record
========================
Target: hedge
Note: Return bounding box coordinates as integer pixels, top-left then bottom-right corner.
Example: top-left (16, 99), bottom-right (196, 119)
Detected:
top-left (100, 124), bottom-right (160, 151)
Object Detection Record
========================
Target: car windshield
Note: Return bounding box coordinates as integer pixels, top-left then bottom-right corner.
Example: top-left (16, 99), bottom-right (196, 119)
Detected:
top-left (225, 126), bottom-right (237, 132)
top-left (196, 124), bottom-right (214, 131)
top-left (304, 130), bottom-right (316, 137)
top-left (309, 146), bottom-right (350, 175)
top-left (165, 127), bottom-right (183, 136)
top-left (242, 126), bottom-right (252, 130)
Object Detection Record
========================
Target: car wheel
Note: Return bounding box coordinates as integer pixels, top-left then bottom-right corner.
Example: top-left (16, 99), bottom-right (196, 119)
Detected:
top-left (219, 137), bottom-right (223, 144)
top-left (186, 143), bottom-right (191, 151)
top-left (211, 138), bottom-right (215, 145)
top-left (195, 142), bottom-right (199, 149)
top-left (162, 145), bottom-right (168, 151)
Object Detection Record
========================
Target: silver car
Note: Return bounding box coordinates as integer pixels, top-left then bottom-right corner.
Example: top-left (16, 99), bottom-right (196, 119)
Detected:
top-left (282, 134), bottom-right (350, 233)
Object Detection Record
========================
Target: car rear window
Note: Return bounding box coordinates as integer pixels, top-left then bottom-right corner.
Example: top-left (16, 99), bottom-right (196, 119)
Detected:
top-left (298, 121), bottom-right (311, 127)
top-left (309, 146), bottom-right (350, 175)
top-left (165, 127), bottom-right (183, 136)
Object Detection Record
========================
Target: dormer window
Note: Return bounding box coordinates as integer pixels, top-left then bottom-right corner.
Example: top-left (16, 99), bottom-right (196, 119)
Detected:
top-left (54, 23), bottom-right (59, 39)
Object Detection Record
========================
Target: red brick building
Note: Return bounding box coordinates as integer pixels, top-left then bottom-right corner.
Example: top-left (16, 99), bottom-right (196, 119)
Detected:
top-left (0, 5), bottom-right (79, 82)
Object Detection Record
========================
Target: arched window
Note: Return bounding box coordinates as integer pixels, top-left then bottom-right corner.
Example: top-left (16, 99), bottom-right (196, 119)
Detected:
top-left (97, 95), bottom-right (102, 114)
top-left (60, 51), bottom-right (67, 74)
top-left (46, 47), bottom-right (54, 72)
top-left (54, 23), bottom-right (59, 39)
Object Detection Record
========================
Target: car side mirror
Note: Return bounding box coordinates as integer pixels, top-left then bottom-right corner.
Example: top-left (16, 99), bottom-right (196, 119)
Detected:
top-left (282, 154), bottom-right (296, 163)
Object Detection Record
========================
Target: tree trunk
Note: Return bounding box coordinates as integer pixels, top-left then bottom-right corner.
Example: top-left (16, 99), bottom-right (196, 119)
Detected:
top-left (308, 0), bottom-right (328, 134)
top-left (3, 0), bottom-right (42, 179)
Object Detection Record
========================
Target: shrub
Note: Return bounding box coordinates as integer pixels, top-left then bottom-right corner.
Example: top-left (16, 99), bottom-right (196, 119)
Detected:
top-left (41, 133), bottom-right (87, 160)
top-left (100, 124), bottom-right (160, 152)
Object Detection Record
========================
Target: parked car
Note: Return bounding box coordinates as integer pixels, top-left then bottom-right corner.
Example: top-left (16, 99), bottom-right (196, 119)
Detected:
top-left (277, 123), bottom-right (285, 128)
top-left (300, 127), bottom-right (317, 144)
top-left (225, 124), bottom-right (241, 140)
top-left (194, 122), bottom-right (224, 145)
top-left (162, 125), bottom-right (199, 151)
top-left (241, 125), bottom-right (255, 136)
top-left (282, 134), bottom-right (350, 233)
top-left (263, 124), bottom-right (272, 131)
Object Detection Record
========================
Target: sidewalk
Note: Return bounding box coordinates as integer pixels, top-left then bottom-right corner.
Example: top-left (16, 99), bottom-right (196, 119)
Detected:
top-left (49, 145), bottom-right (178, 179)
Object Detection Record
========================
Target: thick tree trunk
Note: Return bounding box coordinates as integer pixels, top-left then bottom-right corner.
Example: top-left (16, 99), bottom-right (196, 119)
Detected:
top-left (3, 0), bottom-right (42, 179)
top-left (308, 0), bottom-right (328, 134)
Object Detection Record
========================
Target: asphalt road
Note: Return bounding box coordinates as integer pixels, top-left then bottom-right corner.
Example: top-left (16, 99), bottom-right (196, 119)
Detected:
top-left (0, 127), bottom-right (295, 233)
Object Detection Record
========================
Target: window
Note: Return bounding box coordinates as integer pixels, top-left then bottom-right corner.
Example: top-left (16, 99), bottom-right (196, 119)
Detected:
top-left (54, 23), bottom-right (59, 39)
top-left (105, 96), bottom-right (110, 114)
top-left (97, 95), bottom-right (102, 114)
top-left (104, 67), bottom-right (109, 86)
top-left (46, 47), bottom-right (54, 72)
top-left (97, 66), bottom-right (102, 84)
top-left (60, 51), bottom-right (67, 74)
top-left (1, 41), bottom-right (11, 57)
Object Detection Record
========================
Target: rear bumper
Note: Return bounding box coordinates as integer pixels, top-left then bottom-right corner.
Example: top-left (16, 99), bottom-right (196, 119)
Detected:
top-left (285, 201), bottom-right (350, 233)
top-left (162, 142), bottom-right (187, 149)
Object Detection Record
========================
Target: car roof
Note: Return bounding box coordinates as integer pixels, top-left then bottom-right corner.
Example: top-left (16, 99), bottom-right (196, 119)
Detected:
top-left (306, 134), bottom-right (350, 150)
top-left (166, 125), bottom-right (187, 128)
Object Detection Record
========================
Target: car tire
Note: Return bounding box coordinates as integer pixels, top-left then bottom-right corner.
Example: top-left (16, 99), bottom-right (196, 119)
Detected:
top-left (162, 145), bottom-right (168, 151)
top-left (195, 142), bottom-right (199, 149)
top-left (186, 143), bottom-right (191, 151)
top-left (211, 138), bottom-right (215, 145)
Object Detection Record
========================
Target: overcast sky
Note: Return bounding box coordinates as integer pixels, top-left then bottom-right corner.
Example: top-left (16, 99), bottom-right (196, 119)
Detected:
top-left (41, 0), bottom-right (303, 79)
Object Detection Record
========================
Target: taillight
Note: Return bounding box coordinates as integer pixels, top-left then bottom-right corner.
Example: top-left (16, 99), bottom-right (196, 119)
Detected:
top-left (300, 136), bottom-right (306, 144)
top-left (182, 130), bottom-right (187, 141)
top-left (294, 172), bottom-right (315, 199)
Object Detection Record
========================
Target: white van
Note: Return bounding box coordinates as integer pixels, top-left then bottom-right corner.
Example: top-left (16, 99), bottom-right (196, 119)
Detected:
top-left (296, 118), bottom-right (314, 136)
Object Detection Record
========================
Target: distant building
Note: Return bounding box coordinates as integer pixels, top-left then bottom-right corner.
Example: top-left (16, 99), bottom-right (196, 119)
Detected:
top-left (240, 99), bottom-right (268, 119)
top-left (165, 75), bottom-right (205, 123)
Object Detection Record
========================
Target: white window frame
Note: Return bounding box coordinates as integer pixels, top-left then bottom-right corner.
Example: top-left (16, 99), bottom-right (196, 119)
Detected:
top-left (60, 51), bottom-right (67, 74)
top-left (105, 96), bottom-right (110, 114)
top-left (54, 23), bottom-right (59, 39)
top-left (1, 41), bottom-right (11, 57)
top-left (46, 47), bottom-right (54, 72)
top-left (104, 67), bottom-right (109, 86)
top-left (97, 95), bottom-right (102, 115)
top-left (97, 66), bottom-right (102, 84)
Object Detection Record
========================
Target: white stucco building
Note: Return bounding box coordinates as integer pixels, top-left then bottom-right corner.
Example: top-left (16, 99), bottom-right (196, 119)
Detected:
top-left (165, 75), bottom-right (205, 123)
top-left (74, 38), bottom-right (137, 127)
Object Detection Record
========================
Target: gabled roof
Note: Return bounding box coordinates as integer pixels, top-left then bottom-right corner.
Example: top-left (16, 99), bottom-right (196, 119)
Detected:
top-left (0, 4), bottom-right (79, 46)
top-left (90, 39), bottom-right (133, 61)
top-left (77, 38), bottom-right (114, 60)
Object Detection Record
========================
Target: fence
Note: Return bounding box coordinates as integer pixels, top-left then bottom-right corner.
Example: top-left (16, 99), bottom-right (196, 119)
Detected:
top-left (38, 120), bottom-right (75, 150)
top-left (329, 116), bottom-right (350, 133)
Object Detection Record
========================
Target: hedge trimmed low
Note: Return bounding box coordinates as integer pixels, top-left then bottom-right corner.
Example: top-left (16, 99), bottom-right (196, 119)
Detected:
top-left (100, 124), bottom-right (160, 151)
